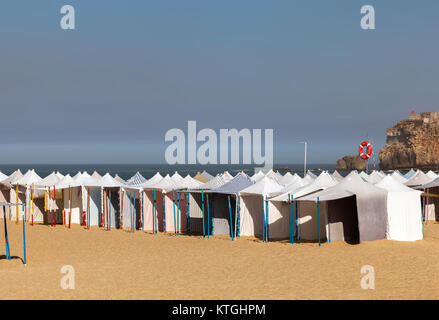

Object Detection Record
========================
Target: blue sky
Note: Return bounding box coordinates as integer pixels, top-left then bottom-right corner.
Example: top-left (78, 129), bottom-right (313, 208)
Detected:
top-left (0, 1), bottom-right (438, 164)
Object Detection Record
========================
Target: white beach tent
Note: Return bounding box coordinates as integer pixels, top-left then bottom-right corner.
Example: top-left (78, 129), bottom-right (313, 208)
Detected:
top-left (11, 170), bottom-right (42, 222)
top-left (99, 173), bottom-right (123, 229)
top-left (270, 171), bottom-right (338, 241)
top-left (426, 170), bottom-right (438, 180)
top-left (91, 171), bottom-right (102, 180)
top-left (0, 170), bottom-right (22, 219)
top-left (404, 169), bottom-right (417, 180)
top-left (390, 171), bottom-right (408, 184)
top-left (277, 172), bottom-right (296, 186)
top-left (298, 172), bottom-right (388, 243)
top-left (359, 171), bottom-right (369, 180)
top-left (250, 170), bottom-right (265, 183)
top-left (56, 174), bottom-right (75, 226)
top-left (114, 174), bottom-right (126, 184)
top-left (404, 170), bottom-right (434, 188)
top-left (366, 170), bottom-right (385, 184)
top-left (306, 170), bottom-right (317, 179)
top-left (239, 177), bottom-right (284, 240)
top-left (375, 176), bottom-right (423, 241)
top-left (201, 170), bottom-right (214, 181)
top-left (331, 170), bottom-right (344, 182)
top-left (139, 172), bottom-right (164, 232)
top-left (0, 172), bottom-right (8, 181)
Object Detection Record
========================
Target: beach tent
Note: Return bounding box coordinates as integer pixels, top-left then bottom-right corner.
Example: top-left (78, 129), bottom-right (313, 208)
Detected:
top-left (0, 170), bottom-right (22, 220)
top-left (390, 171), bottom-right (408, 184)
top-left (186, 173), bottom-right (234, 234)
top-left (250, 170), bottom-right (265, 182)
top-left (270, 171), bottom-right (338, 241)
top-left (139, 173), bottom-right (165, 233)
top-left (56, 174), bottom-right (75, 226)
top-left (55, 171), bottom-right (64, 179)
top-left (37, 171), bottom-right (62, 187)
top-left (375, 176), bottom-right (423, 241)
top-left (359, 171), bottom-right (369, 180)
top-left (264, 169), bottom-right (281, 183)
top-left (331, 170), bottom-right (344, 182)
top-left (193, 172), bottom-right (209, 183)
top-left (0, 172), bottom-right (8, 181)
top-left (366, 170), bottom-right (385, 184)
top-left (207, 172), bottom-right (254, 237)
top-left (171, 171), bottom-right (184, 184)
top-left (99, 173), bottom-right (123, 229)
top-left (298, 172), bottom-right (388, 243)
top-left (125, 171), bottom-right (147, 186)
top-left (306, 170), bottom-right (317, 179)
top-left (421, 177), bottom-right (439, 222)
top-left (404, 170), bottom-right (434, 188)
top-left (91, 171), bottom-right (102, 180)
top-left (404, 169), bottom-right (417, 180)
top-left (239, 177), bottom-right (284, 240)
top-left (10, 170), bottom-right (42, 222)
top-left (201, 171), bottom-right (214, 181)
top-left (426, 170), bottom-right (438, 180)
top-left (277, 172), bottom-right (296, 186)
top-left (302, 172), bottom-right (316, 184)
top-left (114, 174), bottom-right (126, 184)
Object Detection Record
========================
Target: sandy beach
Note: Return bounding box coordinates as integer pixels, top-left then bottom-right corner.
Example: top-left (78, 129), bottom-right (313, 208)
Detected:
top-left (1, 220), bottom-right (438, 300)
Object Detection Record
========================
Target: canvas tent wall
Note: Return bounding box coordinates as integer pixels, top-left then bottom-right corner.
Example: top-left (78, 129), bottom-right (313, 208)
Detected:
top-left (239, 177), bottom-right (284, 240)
top-left (375, 176), bottom-right (423, 241)
top-left (299, 173), bottom-right (388, 243)
top-left (120, 187), bottom-right (140, 230)
top-left (422, 178), bottom-right (439, 222)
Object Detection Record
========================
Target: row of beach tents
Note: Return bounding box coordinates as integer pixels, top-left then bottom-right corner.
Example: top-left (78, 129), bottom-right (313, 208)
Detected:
top-left (0, 168), bottom-right (438, 244)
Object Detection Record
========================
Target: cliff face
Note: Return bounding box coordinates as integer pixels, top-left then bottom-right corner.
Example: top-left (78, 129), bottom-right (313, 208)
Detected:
top-left (379, 112), bottom-right (439, 170)
top-left (335, 155), bottom-right (367, 171)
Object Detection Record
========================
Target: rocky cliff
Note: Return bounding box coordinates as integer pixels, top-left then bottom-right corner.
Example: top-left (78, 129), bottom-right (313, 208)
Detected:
top-left (379, 112), bottom-right (439, 170)
top-left (335, 155), bottom-right (367, 171)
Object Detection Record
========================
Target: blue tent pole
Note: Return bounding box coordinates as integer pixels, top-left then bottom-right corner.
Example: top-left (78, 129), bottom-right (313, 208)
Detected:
top-left (206, 193), bottom-right (210, 239)
top-left (129, 193), bottom-right (132, 233)
top-left (211, 194), bottom-right (215, 236)
top-left (153, 189), bottom-right (157, 234)
top-left (228, 195), bottom-right (234, 241)
top-left (317, 197), bottom-right (321, 247)
top-left (186, 192), bottom-right (190, 235)
top-left (237, 195), bottom-right (241, 238)
top-left (176, 190), bottom-right (180, 236)
top-left (172, 189), bottom-right (176, 236)
top-left (201, 190), bottom-right (205, 238)
top-left (109, 192), bottom-right (111, 231)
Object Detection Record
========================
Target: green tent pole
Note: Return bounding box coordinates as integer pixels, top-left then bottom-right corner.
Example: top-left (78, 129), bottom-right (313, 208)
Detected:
top-left (201, 190), bottom-right (205, 238)
top-left (206, 193), bottom-right (210, 239)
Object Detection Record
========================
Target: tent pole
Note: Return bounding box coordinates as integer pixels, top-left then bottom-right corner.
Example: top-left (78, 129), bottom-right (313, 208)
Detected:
top-left (234, 195), bottom-right (238, 239)
top-left (288, 194), bottom-right (291, 243)
top-left (262, 196), bottom-right (265, 242)
top-left (176, 190), bottom-right (180, 235)
top-left (236, 195), bottom-right (241, 238)
top-left (186, 192), bottom-right (190, 235)
top-left (172, 189), bottom-right (176, 236)
top-left (206, 193), bottom-right (210, 239)
top-left (22, 206), bottom-right (26, 265)
top-left (16, 184), bottom-right (19, 224)
top-left (68, 185), bottom-right (71, 229)
top-left (296, 201), bottom-right (299, 241)
top-left (228, 195), bottom-right (234, 241)
top-left (153, 189), bottom-right (157, 234)
top-left (163, 192), bottom-right (166, 233)
top-left (201, 190), bottom-right (205, 238)
top-left (109, 192), bottom-right (112, 231)
top-left (317, 197), bottom-right (321, 247)
top-left (211, 194), bottom-right (215, 236)
top-left (54, 185), bottom-right (57, 227)
top-left (265, 196), bottom-right (269, 242)
top-left (31, 186), bottom-right (34, 227)
top-left (3, 206), bottom-right (10, 260)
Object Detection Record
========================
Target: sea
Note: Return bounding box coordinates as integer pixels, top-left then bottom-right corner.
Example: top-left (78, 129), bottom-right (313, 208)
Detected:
top-left (0, 163), bottom-right (352, 181)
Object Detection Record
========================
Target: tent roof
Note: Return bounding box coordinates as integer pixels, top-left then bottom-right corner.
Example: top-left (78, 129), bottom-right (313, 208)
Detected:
top-left (126, 171), bottom-right (147, 186)
top-left (176, 174), bottom-right (204, 189)
top-left (422, 176), bottom-right (439, 188)
top-left (404, 168), bottom-right (417, 179)
top-left (277, 172), bottom-right (297, 186)
top-left (139, 172), bottom-right (164, 189)
top-left (331, 170), bottom-right (344, 182)
top-left (299, 172), bottom-right (386, 202)
top-left (171, 171), bottom-right (184, 183)
top-left (302, 173), bottom-right (316, 184)
top-left (99, 173), bottom-right (123, 188)
top-left (0, 171), bottom-right (8, 181)
top-left (390, 171), bottom-right (408, 183)
top-left (193, 172), bottom-right (209, 183)
top-left (271, 171), bottom-right (337, 201)
top-left (201, 170), bottom-right (214, 180)
top-left (91, 171), bottom-right (102, 179)
top-left (37, 171), bottom-right (62, 187)
top-left (193, 173), bottom-right (234, 191)
top-left (426, 170), bottom-right (438, 179)
top-left (376, 175), bottom-right (419, 193)
top-left (270, 178), bottom-right (308, 201)
top-left (12, 169), bottom-right (42, 186)
top-left (152, 174), bottom-right (177, 191)
top-left (55, 171), bottom-right (64, 179)
top-left (366, 170), bottom-right (385, 184)
top-left (306, 170), bottom-right (317, 179)
top-left (210, 172), bottom-right (253, 195)
top-left (250, 170), bottom-right (265, 182)
top-left (113, 174), bottom-right (126, 184)
top-left (239, 176), bottom-right (283, 196)
top-left (55, 174), bottom-right (74, 187)
top-left (404, 170), bottom-right (434, 187)
top-left (1, 169), bottom-right (23, 185)
top-left (67, 172), bottom-right (101, 188)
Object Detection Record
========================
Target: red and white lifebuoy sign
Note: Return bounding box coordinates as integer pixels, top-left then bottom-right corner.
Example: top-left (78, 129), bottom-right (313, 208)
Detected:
top-left (359, 141), bottom-right (373, 160)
